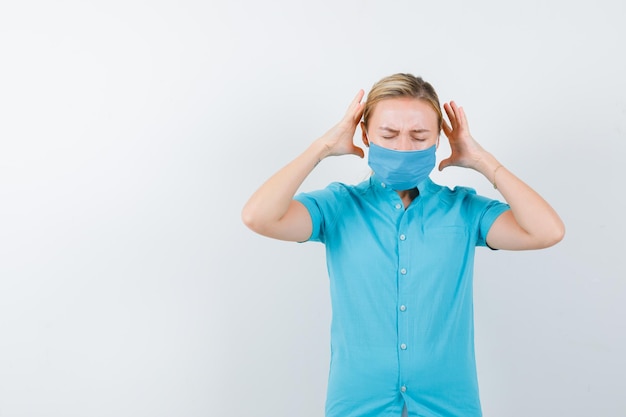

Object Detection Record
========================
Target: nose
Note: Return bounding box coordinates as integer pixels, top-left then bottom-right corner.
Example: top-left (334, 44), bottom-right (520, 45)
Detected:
top-left (393, 135), bottom-right (413, 151)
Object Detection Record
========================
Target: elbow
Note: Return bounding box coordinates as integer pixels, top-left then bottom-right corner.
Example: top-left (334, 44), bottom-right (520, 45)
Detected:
top-left (241, 204), bottom-right (259, 232)
top-left (241, 203), bottom-right (270, 235)
top-left (551, 217), bottom-right (566, 245)
top-left (540, 220), bottom-right (566, 248)
top-left (552, 221), bottom-right (566, 246)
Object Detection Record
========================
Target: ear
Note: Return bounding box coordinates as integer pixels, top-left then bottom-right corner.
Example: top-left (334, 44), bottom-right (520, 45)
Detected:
top-left (361, 121), bottom-right (369, 147)
top-left (436, 134), bottom-right (440, 149)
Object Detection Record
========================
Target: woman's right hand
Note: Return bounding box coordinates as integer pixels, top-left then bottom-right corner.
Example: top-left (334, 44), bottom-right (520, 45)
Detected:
top-left (316, 89), bottom-right (366, 159)
top-left (242, 90), bottom-right (366, 241)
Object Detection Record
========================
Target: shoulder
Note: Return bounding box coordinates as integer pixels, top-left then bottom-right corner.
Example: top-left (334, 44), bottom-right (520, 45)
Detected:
top-left (425, 181), bottom-right (506, 215)
top-left (425, 181), bottom-right (479, 204)
top-left (299, 178), bottom-right (371, 200)
top-left (293, 180), bottom-right (372, 240)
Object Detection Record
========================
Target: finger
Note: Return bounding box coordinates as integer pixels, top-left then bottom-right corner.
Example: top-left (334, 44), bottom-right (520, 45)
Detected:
top-left (449, 101), bottom-right (470, 133)
top-left (450, 101), bottom-right (467, 127)
top-left (346, 89), bottom-right (365, 120)
top-left (351, 145), bottom-right (365, 159)
top-left (353, 102), bottom-right (365, 122)
top-left (441, 118), bottom-right (452, 137)
top-left (356, 89), bottom-right (365, 102)
top-left (438, 157), bottom-right (452, 171)
top-left (443, 102), bottom-right (456, 130)
top-left (457, 105), bottom-right (470, 131)
top-left (349, 89), bottom-right (365, 111)
top-left (450, 101), bottom-right (462, 123)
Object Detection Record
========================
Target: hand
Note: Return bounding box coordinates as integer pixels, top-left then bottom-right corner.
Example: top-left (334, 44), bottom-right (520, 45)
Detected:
top-left (438, 101), bottom-right (488, 171)
top-left (316, 90), bottom-right (366, 159)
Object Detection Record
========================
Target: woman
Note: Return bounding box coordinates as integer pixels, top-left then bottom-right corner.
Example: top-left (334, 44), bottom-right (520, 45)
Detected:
top-left (241, 73), bottom-right (564, 417)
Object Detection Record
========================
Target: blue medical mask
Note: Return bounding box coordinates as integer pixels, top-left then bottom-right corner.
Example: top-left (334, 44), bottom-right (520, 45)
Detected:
top-left (367, 142), bottom-right (436, 190)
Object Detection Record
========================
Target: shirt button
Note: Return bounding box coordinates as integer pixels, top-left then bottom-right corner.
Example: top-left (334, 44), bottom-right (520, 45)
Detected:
top-left (400, 386), bottom-right (407, 393)
top-left (400, 305), bottom-right (407, 312)
top-left (395, 203), bottom-right (402, 209)
top-left (399, 234), bottom-right (406, 241)
top-left (400, 268), bottom-right (407, 275)
top-left (400, 343), bottom-right (407, 350)
top-left (381, 182), bottom-right (386, 188)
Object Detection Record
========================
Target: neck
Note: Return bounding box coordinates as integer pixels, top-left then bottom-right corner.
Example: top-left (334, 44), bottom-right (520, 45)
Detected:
top-left (396, 188), bottom-right (419, 209)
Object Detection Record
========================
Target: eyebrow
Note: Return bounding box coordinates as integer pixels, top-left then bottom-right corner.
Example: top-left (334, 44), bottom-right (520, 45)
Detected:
top-left (378, 126), bottom-right (431, 134)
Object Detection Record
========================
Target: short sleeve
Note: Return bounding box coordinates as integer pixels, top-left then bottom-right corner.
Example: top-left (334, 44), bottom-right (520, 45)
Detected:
top-left (476, 199), bottom-right (510, 247)
top-left (293, 182), bottom-right (347, 243)
top-left (455, 186), bottom-right (510, 247)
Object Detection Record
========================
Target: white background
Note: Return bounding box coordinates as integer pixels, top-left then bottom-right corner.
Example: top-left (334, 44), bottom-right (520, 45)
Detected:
top-left (1, 1), bottom-right (625, 416)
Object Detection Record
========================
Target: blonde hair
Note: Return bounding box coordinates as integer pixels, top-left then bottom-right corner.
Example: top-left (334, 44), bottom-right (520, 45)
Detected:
top-left (363, 73), bottom-right (442, 131)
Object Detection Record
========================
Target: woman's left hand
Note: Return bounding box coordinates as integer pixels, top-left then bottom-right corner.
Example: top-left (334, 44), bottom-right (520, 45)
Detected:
top-left (438, 102), bottom-right (565, 250)
top-left (438, 101), bottom-right (488, 172)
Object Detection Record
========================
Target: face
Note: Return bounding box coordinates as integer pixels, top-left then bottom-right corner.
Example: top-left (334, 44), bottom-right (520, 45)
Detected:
top-left (362, 97), bottom-right (440, 151)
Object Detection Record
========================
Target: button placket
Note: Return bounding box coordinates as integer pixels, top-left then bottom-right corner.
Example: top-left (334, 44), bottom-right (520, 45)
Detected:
top-left (396, 194), bottom-right (422, 400)
top-left (397, 213), bottom-right (411, 392)
top-left (398, 231), bottom-right (407, 322)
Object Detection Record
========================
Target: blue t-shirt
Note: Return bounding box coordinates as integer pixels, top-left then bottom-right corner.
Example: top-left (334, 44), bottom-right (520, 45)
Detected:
top-left (294, 175), bottom-right (510, 417)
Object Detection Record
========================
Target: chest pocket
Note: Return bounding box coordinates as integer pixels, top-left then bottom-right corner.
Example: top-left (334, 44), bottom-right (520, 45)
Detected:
top-left (423, 225), bottom-right (471, 260)
top-left (424, 225), bottom-right (467, 238)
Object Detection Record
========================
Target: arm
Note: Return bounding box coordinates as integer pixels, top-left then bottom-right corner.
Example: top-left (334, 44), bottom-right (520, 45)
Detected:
top-left (439, 101), bottom-right (565, 250)
top-left (241, 90), bottom-right (366, 242)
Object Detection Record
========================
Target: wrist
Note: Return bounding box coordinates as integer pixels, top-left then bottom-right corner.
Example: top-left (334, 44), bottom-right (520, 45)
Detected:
top-left (308, 138), bottom-right (333, 163)
top-left (473, 152), bottom-right (501, 179)
top-left (473, 152), bottom-right (497, 171)
top-left (477, 155), bottom-right (505, 189)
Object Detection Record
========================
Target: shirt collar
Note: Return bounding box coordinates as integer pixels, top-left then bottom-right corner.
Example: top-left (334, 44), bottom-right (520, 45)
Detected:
top-left (370, 174), bottom-right (438, 198)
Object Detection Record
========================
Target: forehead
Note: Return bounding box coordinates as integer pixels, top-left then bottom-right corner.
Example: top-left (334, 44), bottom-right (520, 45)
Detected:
top-left (369, 97), bottom-right (439, 129)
